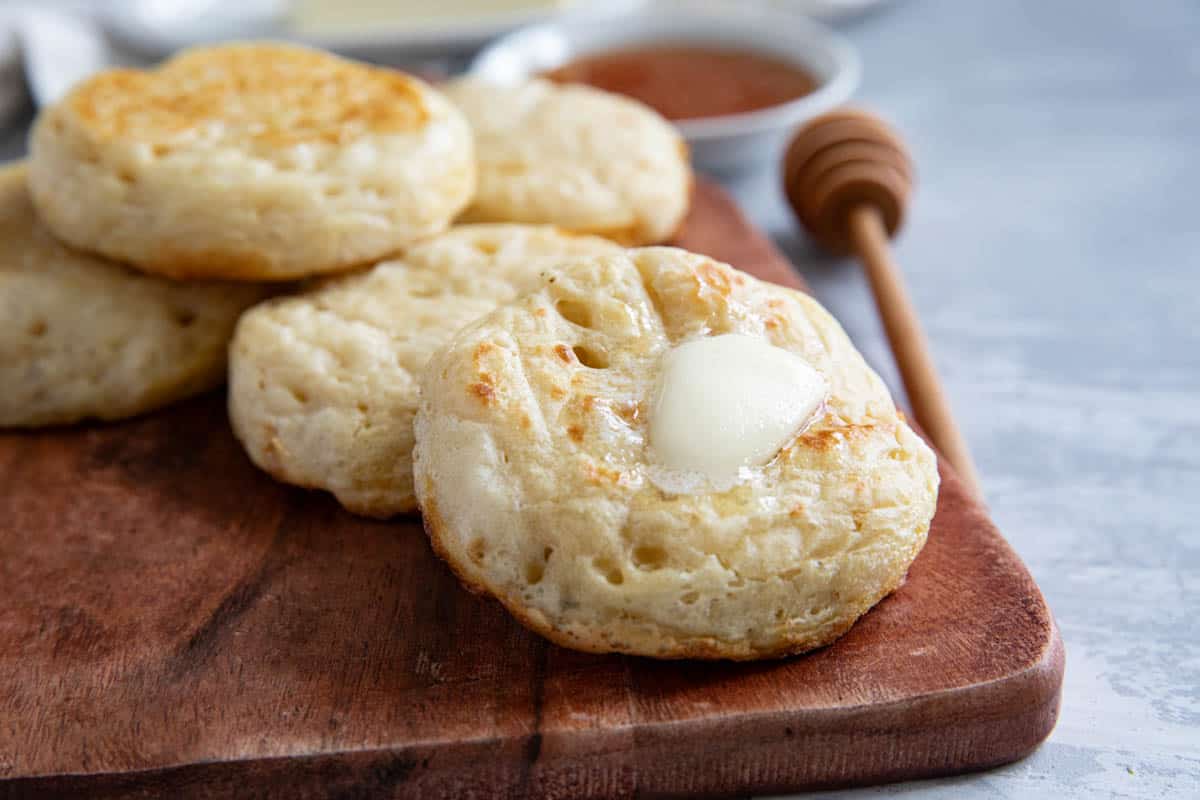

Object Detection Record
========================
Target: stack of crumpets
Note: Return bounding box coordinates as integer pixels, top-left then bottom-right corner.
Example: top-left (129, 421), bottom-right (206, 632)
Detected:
top-left (5, 41), bottom-right (940, 663)
top-left (4, 42), bottom-right (475, 426)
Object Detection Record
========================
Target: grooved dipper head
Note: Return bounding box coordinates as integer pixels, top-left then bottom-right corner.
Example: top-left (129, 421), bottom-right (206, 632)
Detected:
top-left (783, 108), bottom-right (913, 254)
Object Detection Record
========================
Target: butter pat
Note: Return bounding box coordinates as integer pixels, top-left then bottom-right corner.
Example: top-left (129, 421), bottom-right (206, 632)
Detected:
top-left (648, 334), bottom-right (826, 492)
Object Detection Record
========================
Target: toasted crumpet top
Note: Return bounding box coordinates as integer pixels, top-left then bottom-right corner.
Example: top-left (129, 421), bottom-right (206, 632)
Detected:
top-left (26, 43), bottom-right (474, 281)
top-left (65, 44), bottom-right (427, 155)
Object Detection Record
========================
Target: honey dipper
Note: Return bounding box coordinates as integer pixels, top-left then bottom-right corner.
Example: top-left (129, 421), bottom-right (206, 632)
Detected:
top-left (783, 108), bottom-right (983, 499)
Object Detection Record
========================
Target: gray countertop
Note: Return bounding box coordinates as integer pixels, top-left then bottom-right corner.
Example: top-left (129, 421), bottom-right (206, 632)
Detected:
top-left (2, 1), bottom-right (1196, 797)
top-left (736, 1), bottom-right (1198, 797)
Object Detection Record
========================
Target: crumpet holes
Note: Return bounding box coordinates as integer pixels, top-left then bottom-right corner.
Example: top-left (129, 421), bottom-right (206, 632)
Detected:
top-left (593, 557), bottom-right (624, 585)
top-left (556, 298), bottom-right (593, 328)
top-left (632, 545), bottom-right (667, 570)
top-left (525, 546), bottom-right (554, 585)
top-left (27, 320), bottom-right (48, 337)
top-left (468, 538), bottom-right (487, 563)
top-left (172, 309), bottom-right (196, 327)
top-left (572, 344), bottom-right (609, 369)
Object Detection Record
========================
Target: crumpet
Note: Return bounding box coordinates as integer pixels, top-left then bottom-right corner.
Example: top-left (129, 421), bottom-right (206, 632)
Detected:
top-left (444, 78), bottom-right (690, 245)
top-left (413, 248), bottom-right (938, 660)
top-left (0, 163), bottom-right (269, 427)
top-left (228, 224), bottom-right (621, 517)
top-left (28, 43), bottom-right (475, 281)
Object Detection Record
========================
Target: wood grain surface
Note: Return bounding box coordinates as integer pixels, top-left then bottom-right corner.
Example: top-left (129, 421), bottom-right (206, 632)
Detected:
top-left (0, 181), bottom-right (1063, 799)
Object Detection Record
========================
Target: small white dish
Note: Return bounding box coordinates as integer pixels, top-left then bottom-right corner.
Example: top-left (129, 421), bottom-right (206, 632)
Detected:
top-left (103, 0), bottom-right (285, 58)
top-left (103, 0), bottom-right (645, 61)
top-left (291, 0), bottom-right (645, 62)
top-left (470, 4), bottom-right (860, 175)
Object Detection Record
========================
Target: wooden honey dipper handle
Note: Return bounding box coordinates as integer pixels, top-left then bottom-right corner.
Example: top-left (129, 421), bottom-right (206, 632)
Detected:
top-left (783, 109), bottom-right (984, 500)
top-left (848, 206), bottom-right (983, 499)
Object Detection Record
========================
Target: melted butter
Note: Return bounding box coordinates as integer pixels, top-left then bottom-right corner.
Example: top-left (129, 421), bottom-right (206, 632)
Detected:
top-left (647, 334), bottom-right (826, 493)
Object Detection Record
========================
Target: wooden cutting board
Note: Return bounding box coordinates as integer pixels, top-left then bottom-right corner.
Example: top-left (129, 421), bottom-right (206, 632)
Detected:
top-left (0, 181), bottom-right (1063, 799)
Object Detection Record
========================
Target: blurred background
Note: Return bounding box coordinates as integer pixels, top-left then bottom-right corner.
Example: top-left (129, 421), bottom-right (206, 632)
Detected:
top-left (1, 2), bottom-right (1195, 798)
top-left (0, 1), bottom-right (878, 127)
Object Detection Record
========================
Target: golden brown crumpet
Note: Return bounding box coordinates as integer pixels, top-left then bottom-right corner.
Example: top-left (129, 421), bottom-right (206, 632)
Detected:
top-left (28, 43), bottom-right (475, 281)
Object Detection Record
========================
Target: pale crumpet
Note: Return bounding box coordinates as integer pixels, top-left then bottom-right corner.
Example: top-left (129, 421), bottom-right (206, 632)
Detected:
top-left (413, 247), bottom-right (938, 660)
top-left (444, 78), bottom-right (690, 245)
top-left (0, 163), bottom-right (270, 427)
top-left (228, 224), bottom-right (621, 517)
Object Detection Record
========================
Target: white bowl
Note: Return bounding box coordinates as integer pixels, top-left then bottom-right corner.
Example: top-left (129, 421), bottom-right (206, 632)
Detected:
top-left (469, 4), bottom-right (860, 175)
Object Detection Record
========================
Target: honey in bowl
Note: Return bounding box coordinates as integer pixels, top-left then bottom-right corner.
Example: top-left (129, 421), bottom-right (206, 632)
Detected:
top-left (542, 45), bottom-right (818, 121)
